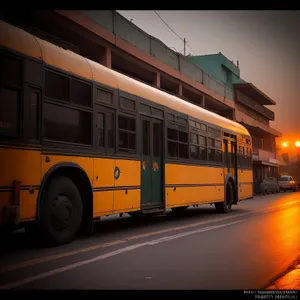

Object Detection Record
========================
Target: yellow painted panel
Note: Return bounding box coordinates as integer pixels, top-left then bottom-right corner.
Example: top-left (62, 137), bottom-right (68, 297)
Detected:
top-left (166, 164), bottom-right (224, 185)
top-left (113, 189), bottom-right (140, 212)
top-left (93, 158), bottom-right (115, 188)
top-left (0, 148), bottom-right (41, 186)
top-left (238, 169), bottom-right (253, 200)
top-left (41, 155), bottom-right (94, 185)
top-left (241, 169), bottom-right (253, 182)
top-left (166, 186), bottom-right (224, 208)
top-left (19, 190), bottom-right (38, 221)
top-left (239, 183), bottom-right (253, 199)
top-left (114, 159), bottom-right (140, 187)
top-left (93, 191), bottom-right (114, 217)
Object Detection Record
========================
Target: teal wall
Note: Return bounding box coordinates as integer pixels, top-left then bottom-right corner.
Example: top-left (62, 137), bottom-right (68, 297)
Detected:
top-left (187, 53), bottom-right (245, 89)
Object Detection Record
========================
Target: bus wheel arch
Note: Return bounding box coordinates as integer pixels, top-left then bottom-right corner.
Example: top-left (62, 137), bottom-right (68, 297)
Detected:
top-left (36, 163), bottom-right (93, 245)
top-left (224, 174), bottom-right (237, 204)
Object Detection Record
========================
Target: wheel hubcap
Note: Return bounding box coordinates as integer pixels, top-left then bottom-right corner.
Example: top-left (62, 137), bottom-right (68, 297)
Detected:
top-left (51, 194), bottom-right (73, 231)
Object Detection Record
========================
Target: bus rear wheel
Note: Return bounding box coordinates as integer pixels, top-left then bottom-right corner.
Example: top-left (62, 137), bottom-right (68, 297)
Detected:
top-left (39, 176), bottom-right (83, 246)
top-left (215, 182), bottom-right (234, 213)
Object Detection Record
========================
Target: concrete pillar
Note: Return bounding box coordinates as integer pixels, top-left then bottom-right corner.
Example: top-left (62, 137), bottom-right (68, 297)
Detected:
top-left (201, 95), bottom-right (205, 107)
top-left (177, 83), bottom-right (183, 97)
top-left (100, 47), bottom-right (112, 69)
top-left (153, 72), bottom-right (160, 88)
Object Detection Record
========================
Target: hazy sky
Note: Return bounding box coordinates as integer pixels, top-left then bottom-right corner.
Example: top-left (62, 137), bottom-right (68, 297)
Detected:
top-left (118, 10), bottom-right (300, 135)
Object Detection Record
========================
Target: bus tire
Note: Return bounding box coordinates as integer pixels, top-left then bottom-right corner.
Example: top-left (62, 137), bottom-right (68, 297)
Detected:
top-left (171, 206), bottom-right (188, 214)
top-left (215, 182), bottom-right (234, 213)
top-left (39, 176), bottom-right (83, 246)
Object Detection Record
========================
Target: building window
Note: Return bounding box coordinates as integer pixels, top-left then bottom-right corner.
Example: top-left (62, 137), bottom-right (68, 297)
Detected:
top-left (222, 66), bottom-right (232, 85)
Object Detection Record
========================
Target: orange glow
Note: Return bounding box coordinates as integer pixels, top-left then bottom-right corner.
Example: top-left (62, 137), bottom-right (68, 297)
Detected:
top-left (282, 142), bottom-right (288, 148)
top-left (295, 141), bottom-right (300, 148)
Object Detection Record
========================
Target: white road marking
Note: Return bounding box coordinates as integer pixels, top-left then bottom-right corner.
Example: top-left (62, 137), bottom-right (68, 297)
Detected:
top-left (0, 219), bottom-right (245, 290)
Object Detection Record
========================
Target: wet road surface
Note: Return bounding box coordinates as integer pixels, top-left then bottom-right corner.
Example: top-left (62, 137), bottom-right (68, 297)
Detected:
top-left (0, 191), bottom-right (300, 290)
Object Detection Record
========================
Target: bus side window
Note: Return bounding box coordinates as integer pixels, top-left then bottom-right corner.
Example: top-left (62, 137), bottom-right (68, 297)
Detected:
top-left (118, 115), bottom-right (136, 154)
top-left (27, 87), bottom-right (41, 142)
top-left (0, 52), bottom-right (22, 138)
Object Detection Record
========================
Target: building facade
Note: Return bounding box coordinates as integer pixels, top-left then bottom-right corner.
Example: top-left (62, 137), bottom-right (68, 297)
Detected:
top-left (187, 53), bottom-right (281, 193)
top-left (0, 10), bottom-right (281, 193)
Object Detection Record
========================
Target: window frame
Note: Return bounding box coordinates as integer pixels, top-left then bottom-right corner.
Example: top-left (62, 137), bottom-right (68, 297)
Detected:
top-left (167, 117), bottom-right (189, 159)
top-left (0, 50), bottom-right (24, 140)
top-left (43, 67), bottom-right (93, 148)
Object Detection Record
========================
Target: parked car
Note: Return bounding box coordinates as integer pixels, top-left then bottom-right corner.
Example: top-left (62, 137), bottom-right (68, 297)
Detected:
top-left (278, 175), bottom-right (297, 192)
top-left (259, 177), bottom-right (280, 194)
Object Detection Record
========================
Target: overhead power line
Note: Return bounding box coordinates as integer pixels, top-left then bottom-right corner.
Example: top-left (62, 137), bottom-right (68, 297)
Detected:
top-left (153, 10), bottom-right (184, 42)
top-left (152, 11), bottom-right (220, 78)
top-left (186, 42), bottom-right (197, 56)
top-left (153, 10), bottom-right (193, 56)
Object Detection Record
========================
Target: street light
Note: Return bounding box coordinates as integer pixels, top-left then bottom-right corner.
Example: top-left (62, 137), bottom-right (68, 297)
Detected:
top-left (296, 141), bottom-right (300, 163)
top-left (282, 142), bottom-right (288, 148)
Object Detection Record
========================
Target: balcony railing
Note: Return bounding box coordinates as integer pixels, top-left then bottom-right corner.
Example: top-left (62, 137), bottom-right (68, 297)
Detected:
top-left (236, 91), bottom-right (274, 120)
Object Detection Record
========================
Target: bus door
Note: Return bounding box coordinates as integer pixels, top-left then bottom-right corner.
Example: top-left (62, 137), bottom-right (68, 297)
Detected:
top-left (229, 139), bottom-right (237, 180)
top-left (223, 138), bottom-right (237, 180)
top-left (141, 115), bottom-right (164, 208)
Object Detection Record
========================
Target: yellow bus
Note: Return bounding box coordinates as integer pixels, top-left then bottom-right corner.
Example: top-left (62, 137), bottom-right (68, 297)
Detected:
top-left (0, 20), bottom-right (253, 246)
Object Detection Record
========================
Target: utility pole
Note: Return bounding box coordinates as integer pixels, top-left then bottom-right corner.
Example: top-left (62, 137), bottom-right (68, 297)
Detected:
top-left (183, 38), bottom-right (186, 56)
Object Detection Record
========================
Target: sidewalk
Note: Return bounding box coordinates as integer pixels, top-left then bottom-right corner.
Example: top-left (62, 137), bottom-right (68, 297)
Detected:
top-left (266, 263), bottom-right (300, 290)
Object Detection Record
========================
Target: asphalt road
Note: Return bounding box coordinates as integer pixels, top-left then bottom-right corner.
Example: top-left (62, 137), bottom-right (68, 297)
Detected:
top-left (0, 191), bottom-right (300, 290)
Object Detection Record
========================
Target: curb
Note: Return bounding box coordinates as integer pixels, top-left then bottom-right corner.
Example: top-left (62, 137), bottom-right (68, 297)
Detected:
top-left (266, 260), bottom-right (300, 290)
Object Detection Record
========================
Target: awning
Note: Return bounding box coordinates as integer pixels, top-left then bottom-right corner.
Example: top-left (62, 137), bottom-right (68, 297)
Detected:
top-left (253, 160), bottom-right (279, 167)
top-left (241, 123), bottom-right (282, 138)
top-left (234, 82), bottom-right (276, 106)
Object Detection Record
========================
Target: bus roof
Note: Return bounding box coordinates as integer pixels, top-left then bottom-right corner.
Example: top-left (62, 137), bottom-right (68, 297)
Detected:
top-left (0, 20), bottom-right (250, 136)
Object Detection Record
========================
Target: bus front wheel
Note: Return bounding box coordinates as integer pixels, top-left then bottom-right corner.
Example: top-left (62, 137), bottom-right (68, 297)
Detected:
top-left (39, 176), bottom-right (83, 246)
top-left (215, 182), bottom-right (234, 213)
